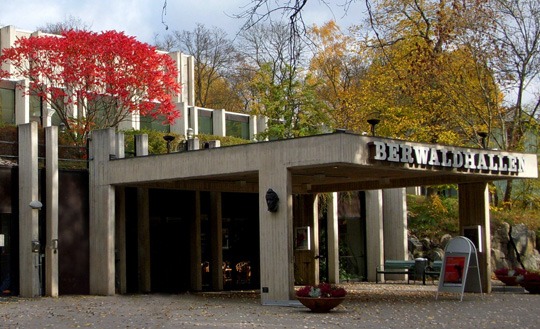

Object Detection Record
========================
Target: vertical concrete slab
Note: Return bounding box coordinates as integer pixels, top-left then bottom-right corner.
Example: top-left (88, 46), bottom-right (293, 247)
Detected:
top-left (458, 182), bottom-right (491, 293)
top-left (15, 79), bottom-right (30, 125)
top-left (327, 192), bottom-right (340, 284)
top-left (190, 191), bottom-right (202, 291)
top-left (383, 188), bottom-right (408, 280)
top-left (89, 128), bottom-right (116, 295)
top-left (134, 134), bottom-right (148, 156)
top-left (213, 109), bottom-right (226, 137)
top-left (210, 191), bottom-right (223, 291)
top-left (259, 166), bottom-right (293, 305)
top-left (137, 188), bottom-right (151, 293)
top-left (170, 102), bottom-right (189, 136)
top-left (365, 189), bottom-right (384, 282)
top-left (249, 115), bottom-right (257, 141)
top-left (18, 122), bottom-right (40, 297)
top-left (256, 116), bottom-right (268, 141)
top-left (45, 126), bottom-right (59, 297)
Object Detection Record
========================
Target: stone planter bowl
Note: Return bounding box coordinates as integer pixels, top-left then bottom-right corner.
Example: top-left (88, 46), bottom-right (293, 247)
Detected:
top-left (296, 296), bottom-right (345, 312)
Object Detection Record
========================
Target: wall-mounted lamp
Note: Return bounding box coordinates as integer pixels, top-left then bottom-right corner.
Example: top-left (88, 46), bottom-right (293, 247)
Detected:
top-left (163, 135), bottom-right (175, 154)
top-left (367, 118), bottom-right (380, 136)
top-left (477, 131), bottom-right (488, 149)
top-left (265, 188), bottom-right (279, 213)
top-left (29, 200), bottom-right (43, 210)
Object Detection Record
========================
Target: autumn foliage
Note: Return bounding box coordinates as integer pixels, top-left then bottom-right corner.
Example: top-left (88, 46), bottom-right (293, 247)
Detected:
top-left (0, 30), bottom-right (180, 144)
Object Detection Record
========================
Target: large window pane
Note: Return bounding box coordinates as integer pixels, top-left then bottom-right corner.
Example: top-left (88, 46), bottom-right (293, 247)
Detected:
top-left (226, 113), bottom-right (249, 139)
top-left (0, 88), bottom-right (15, 125)
top-left (198, 109), bottom-right (213, 135)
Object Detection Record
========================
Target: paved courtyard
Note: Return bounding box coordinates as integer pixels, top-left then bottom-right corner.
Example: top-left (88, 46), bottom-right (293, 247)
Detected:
top-left (0, 282), bottom-right (538, 328)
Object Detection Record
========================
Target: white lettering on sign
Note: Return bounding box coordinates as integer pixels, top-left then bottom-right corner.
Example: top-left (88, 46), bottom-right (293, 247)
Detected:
top-left (370, 141), bottom-right (524, 174)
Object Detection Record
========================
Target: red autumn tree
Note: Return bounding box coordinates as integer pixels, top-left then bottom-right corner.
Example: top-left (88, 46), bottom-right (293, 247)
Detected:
top-left (0, 30), bottom-right (180, 144)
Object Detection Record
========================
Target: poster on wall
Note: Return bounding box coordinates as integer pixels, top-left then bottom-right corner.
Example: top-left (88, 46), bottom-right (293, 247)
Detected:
top-left (295, 226), bottom-right (310, 250)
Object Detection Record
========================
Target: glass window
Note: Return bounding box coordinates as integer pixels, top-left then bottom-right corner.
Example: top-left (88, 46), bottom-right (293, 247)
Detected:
top-left (0, 88), bottom-right (15, 125)
top-left (198, 109), bottom-right (213, 135)
top-left (30, 94), bottom-right (42, 125)
top-left (226, 113), bottom-right (249, 139)
top-left (140, 115), bottom-right (170, 133)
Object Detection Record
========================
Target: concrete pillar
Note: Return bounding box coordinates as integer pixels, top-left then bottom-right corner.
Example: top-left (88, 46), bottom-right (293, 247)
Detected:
top-left (259, 165), bottom-right (293, 305)
top-left (458, 182), bottom-right (491, 293)
top-left (89, 128), bottom-right (116, 295)
top-left (45, 126), bottom-right (59, 297)
top-left (137, 188), bottom-right (151, 293)
top-left (189, 107), bottom-right (199, 136)
top-left (327, 192), bottom-right (340, 284)
top-left (134, 134), bottom-right (148, 156)
top-left (18, 122), bottom-right (40, 297)
top-left (15, 79), bottom-right (30, 125)
top-left (170, 102), bottom-right (189, 136)
top-left (383, 188), bottom-right (408, 280)
top-left (249, 115), bottom-right (257, 141)
top-left (213, 109), bottom-right (226, 137)
top-left (210, 192), bottom-right (223, 291)
top-left (365, 189), bottom-right (384, 282)
top-left (256, 116), bottom-right (268, 141)
top-left (190, 191), bottom-right (202, 291)
top-left (116, 132), bottom-right (125, 159)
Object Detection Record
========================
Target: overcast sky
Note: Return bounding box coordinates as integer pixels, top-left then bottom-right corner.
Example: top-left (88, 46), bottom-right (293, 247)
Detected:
top-left (0, 0), bottom-right (366, 44)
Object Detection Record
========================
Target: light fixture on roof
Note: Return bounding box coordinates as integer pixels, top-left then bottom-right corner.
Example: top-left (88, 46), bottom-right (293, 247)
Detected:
top-left (367, 118), bottom-right (380, 136)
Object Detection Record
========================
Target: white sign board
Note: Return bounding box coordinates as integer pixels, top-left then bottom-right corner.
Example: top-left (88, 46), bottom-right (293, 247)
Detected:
top-left (436, 236), bottom-right (482, 301)
top-left (0, 234), bottom-right (4, 247)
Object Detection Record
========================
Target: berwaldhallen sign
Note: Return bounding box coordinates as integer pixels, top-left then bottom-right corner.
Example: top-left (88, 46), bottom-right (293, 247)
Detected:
top-left (369, 140), bottom-right (525, 175)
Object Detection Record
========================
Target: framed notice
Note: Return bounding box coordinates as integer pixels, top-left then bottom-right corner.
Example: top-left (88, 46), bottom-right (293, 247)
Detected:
top-left (295, 226), bottom-right (310, 250)
top-left (442, 254), bottom-right (468, 287)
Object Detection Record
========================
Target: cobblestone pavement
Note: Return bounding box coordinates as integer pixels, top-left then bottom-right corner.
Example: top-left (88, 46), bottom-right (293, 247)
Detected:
top-left (0, 282), bottom-right (539, 329)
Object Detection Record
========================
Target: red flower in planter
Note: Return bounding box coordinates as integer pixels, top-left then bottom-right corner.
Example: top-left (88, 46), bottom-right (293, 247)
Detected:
top-left (296, 283), bottom-right (347, 298)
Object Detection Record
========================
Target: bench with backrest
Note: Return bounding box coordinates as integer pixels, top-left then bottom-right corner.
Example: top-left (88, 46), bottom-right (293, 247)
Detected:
top-left (423, 260), bottom-right (443, 284)
top-left (376, 260), bottom-right (415, 283)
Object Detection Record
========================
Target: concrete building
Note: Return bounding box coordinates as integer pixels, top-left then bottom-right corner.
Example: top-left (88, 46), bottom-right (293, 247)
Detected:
top-left (2, 25), bottom-right (539, 305)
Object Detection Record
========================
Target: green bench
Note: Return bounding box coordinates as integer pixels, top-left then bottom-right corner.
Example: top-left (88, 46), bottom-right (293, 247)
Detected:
top-left (376, 260), bottom-right (415, 284)
top-left (423, 260), bottom-right (443, 284)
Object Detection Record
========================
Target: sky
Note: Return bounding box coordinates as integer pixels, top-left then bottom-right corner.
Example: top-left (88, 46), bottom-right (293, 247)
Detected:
top-left (0, 0), bottom-right (367, 45)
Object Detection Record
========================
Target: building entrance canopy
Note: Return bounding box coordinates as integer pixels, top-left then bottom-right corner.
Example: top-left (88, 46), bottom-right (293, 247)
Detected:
top-left (104, 131), bottom-right (538, 194)
top-left (89, 129), bottom-right (538, 303)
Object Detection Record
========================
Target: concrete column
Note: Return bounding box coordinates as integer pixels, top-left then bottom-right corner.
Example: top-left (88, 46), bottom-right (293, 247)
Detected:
top-left (327, 192), bottom-right (340, 284)
top-left (89, 128), bottom-right (116, 295)
top-left (213, 109), bottom-right (226, 137)
top-left (189, 107), bottom-right (199, 136)
top-left (365, 189), bottom-right (384, 282)
top-left (137, 188), bottom-right (151, 293)
top-left (256, 116), bottom-right (268, 141)
top-left (116, 132), bottom-right (125, 159)
top-left (259, 165), bottom-right (293, 305)
top-left (45, 126), bottom-right (59, 297)
top-left (1, 26), bottom-right (16, 73)
top-left (383, 188), bottom-right (408, 280)
top-left (115, 186), bottom-right (127, 294)
top-left (15, 79), bottom-right (30, 125)
top-left (458, 182), bottom-right (491, 293)
top-left (210, 192), bottom-right (223, 291)
top-left (134, 134), bottom-right (148, 156)
top-left (18, 122), bottom-right (40, 297)
top-left (249, 115), bottom-right (257, 141)
top-left (190, 191), bottom-right (202, 291)
top-left (170, 102), bottom-right (189, 136)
